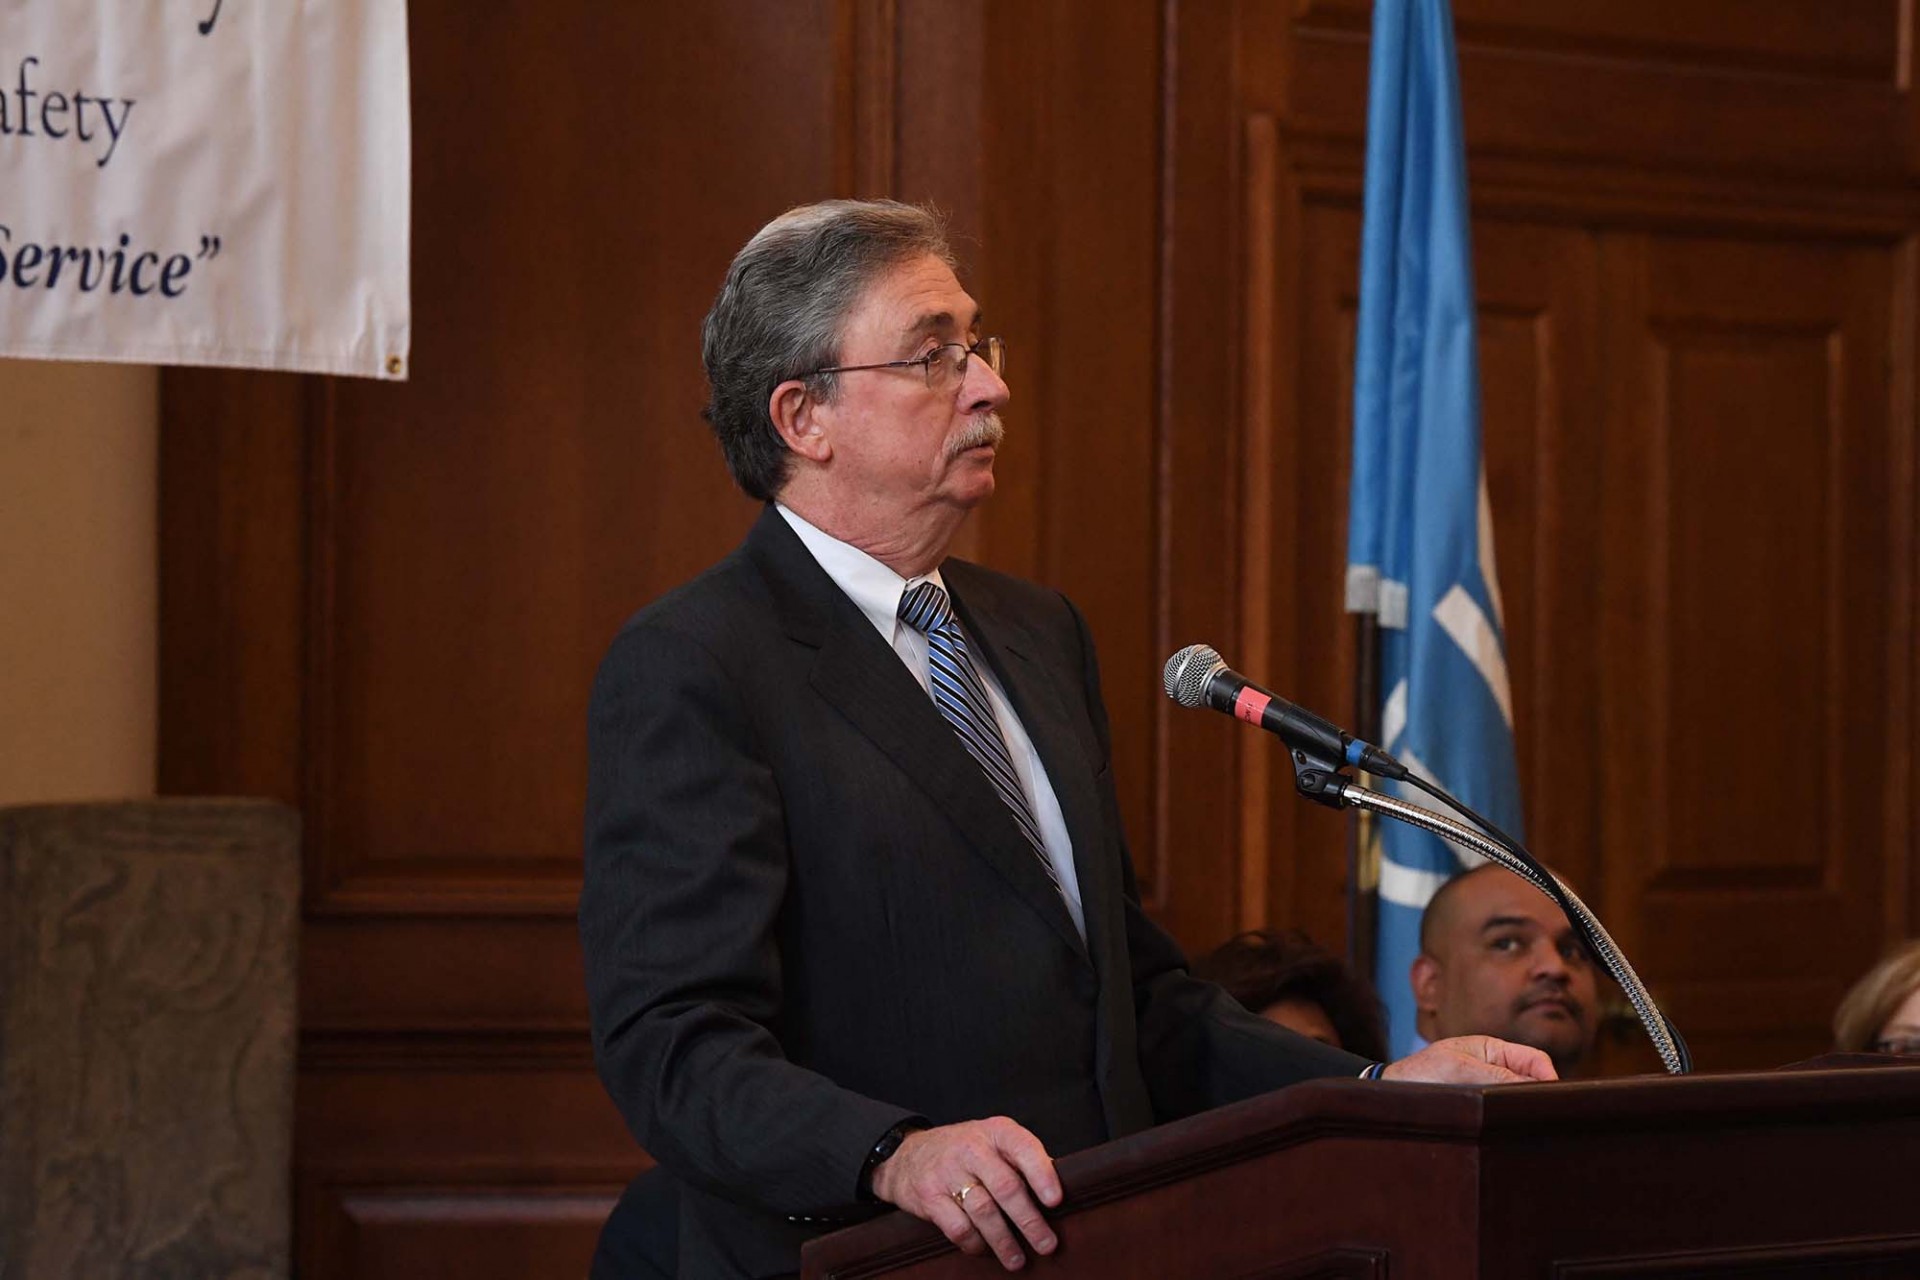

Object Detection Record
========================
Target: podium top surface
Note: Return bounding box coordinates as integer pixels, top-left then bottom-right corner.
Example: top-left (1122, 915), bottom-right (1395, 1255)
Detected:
top-left (1024, 1056), bottom-right (1919, 1203)
top-left (803, 1058), bottom-right (1920, 1277)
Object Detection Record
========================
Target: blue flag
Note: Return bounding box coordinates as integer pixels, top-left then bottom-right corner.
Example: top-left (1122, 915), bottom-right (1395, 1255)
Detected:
top-left (1346, 0), bottom-right (1524, 1058)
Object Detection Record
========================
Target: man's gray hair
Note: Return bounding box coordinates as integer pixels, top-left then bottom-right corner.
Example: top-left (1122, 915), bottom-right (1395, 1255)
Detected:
top-left (701, 199), bottom-right (956, 501)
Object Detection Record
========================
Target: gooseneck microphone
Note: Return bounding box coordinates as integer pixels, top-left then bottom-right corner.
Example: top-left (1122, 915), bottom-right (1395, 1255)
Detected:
top-left (1161, 642), bottom-right (1693, 1075)
top-left (1161, 644), bottom-right (1408, 779)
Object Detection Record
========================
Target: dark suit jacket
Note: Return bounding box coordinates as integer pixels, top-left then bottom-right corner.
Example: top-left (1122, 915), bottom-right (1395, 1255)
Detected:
top-left (580, 506), bottom-right (1365, 1278)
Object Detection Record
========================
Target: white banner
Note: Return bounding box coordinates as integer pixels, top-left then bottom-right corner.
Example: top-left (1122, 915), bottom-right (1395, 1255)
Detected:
top-left (0, 1), bottom-right (411, 379)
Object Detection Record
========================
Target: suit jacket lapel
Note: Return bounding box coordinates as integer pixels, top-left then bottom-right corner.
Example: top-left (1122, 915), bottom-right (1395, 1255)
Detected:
top-left (944, 566), bottom-right (1116, 968)
top-left (744, 510), bottom-right (1088, 959)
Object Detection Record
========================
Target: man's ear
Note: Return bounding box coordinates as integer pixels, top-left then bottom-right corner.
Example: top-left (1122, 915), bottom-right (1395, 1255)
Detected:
top-left (769, 379), bottom-right (832, 464)
top-left (1409, 954), bottom-right (1441, 1015)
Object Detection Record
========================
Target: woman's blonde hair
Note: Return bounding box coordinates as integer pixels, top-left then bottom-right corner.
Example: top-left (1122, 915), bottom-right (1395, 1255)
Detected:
top-left (1833, 940), bottom-right (1920, 1052)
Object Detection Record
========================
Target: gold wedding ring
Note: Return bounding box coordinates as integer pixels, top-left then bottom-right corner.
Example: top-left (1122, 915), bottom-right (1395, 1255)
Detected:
top-left (951, 1182), bottom-right (980, 1205)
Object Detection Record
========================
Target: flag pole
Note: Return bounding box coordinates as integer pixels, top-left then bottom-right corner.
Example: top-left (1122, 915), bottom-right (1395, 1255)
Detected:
top-left (1347, 613), bottom-right (1381, 975)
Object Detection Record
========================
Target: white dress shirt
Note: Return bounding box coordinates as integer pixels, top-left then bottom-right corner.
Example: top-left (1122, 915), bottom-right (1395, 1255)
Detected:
top-left (776, 503), bottom-right (1087, 940)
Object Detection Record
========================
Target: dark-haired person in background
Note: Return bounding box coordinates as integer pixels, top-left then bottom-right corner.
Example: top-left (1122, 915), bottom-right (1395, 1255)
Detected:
top-left (580, 198), bottom-right (1557, 1279)
top-left (1191, 928), bottom-right (1389, 1061)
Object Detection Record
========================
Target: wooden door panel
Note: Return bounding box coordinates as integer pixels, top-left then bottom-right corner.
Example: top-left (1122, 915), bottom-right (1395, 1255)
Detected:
top-left (306, 1189), bottom-right (612, 1280)
top-left (315, 1), bottom-right (847, 911)
top-left (296, 1058), bottom-right (645, 1279)
top-left (968, 0), bottom-right (1172, 930)
top-left (1598, 231), bottom-right (1902, 1067)
top-left (1279, 0), bottom-right (1917, 180)
top-left (1299, 0), bottom-right (1902, 82)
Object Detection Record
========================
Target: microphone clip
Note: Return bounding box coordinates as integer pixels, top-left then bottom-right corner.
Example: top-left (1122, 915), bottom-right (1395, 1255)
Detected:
top-left (1287, 745), bottom-right (1353, 811)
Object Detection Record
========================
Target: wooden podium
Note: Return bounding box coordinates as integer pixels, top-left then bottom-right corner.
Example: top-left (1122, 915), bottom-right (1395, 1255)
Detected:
top-left (802, 1059), bottom-right (1920, 1279)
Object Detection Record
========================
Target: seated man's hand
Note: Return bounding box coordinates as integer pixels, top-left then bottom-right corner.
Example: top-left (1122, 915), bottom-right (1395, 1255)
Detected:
top-left (870, 1116), bottom-right (1062, 1271)
top-left (1382, 1034), bottom-right (1558, 1084)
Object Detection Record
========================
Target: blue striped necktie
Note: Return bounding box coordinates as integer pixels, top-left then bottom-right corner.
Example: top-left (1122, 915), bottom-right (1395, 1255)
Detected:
top-left (897, 580), bottom-right (1061, 894)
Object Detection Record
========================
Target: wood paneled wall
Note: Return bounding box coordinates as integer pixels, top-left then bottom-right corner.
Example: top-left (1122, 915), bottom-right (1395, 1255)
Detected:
top-left (158, 2), bottom-right (1920, 1274)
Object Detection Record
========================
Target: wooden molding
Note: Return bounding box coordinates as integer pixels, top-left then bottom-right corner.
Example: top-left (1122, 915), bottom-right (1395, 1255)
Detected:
top-left (834, 0), bottom-right (897, 196)
top-left (1238, 112), bottom-right (1280, 933)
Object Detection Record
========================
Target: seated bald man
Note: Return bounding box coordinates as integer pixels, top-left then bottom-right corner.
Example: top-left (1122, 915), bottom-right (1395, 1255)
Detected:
top-left (1410, 864), bottom-right (1600, 1076)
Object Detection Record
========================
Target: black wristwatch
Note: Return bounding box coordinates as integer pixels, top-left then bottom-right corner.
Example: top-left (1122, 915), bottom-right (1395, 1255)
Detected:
top-left (856, 1120), bottom-right (923, 1201)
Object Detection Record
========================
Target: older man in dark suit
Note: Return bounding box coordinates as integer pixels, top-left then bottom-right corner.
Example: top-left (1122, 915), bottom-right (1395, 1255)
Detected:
top-left (580, 199), bottom-right (1552, 1279)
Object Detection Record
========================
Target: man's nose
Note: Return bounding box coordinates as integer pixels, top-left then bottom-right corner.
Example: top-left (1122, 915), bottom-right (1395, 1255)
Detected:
top-left (1532, 941), bottom-right (1572, 980)
top-left (962, 350), bottom-right (1010, 413)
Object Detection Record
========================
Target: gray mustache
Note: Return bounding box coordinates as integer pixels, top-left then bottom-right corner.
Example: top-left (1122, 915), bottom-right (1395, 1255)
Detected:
top-left (948, 414), bottom-right (1005, 458)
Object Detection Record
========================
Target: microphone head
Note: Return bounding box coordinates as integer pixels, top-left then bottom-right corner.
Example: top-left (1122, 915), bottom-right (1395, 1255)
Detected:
top-left (1163, 644), bottom-right (1226, 708)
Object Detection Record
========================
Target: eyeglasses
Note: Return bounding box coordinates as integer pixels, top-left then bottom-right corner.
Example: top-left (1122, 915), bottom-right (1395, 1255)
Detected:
top-left (800, 336), bottom-right (1005, 390)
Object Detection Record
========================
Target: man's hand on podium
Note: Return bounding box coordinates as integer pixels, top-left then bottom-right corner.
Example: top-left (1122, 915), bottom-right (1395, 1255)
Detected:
top-left (866, 1041), bottom-right (1550, 1273)
top-left (1382, 1035), bottom-right (1558, 1084)
top-left (871, 1116), bottom-right (1063, 1272)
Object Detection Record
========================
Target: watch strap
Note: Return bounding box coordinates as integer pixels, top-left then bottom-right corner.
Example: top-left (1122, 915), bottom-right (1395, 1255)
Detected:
top-left (856, 1119), bottom-right (925, 1202)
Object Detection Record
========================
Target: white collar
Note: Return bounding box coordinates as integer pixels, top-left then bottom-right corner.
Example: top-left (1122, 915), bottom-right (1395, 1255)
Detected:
top-left (774, 503), bottom-right (947, 639)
